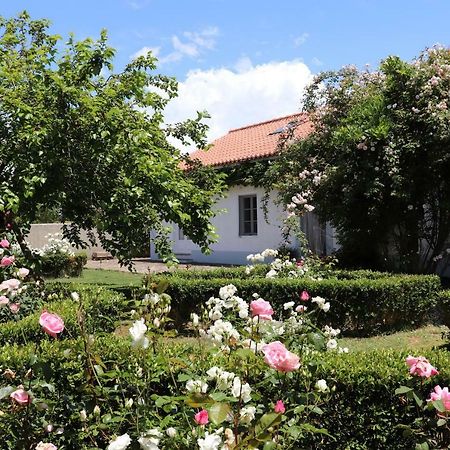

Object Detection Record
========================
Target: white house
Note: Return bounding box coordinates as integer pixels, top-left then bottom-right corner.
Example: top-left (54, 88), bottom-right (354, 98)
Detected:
top-left (150, 113), bottom-right (338, 265)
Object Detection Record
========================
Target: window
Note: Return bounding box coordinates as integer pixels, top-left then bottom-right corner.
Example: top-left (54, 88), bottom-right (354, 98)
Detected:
top-left (239, 195), bottom-right (258, 236)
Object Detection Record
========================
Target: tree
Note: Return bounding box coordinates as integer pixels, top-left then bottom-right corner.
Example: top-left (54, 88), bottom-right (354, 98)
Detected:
top-left (0, 12), bottom-right (224, 267)
top-left (265, 47), bottom-right (450, 273)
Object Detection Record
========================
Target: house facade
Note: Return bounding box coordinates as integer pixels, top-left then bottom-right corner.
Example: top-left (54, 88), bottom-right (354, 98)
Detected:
top-left (150, 113), bottom-right (338, 265)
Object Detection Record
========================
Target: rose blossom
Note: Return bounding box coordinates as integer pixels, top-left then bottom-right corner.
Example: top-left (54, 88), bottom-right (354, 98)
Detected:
top-left (406, 355), bottom-right (439, 378)
top-left (428, 385), bottom-right (450, 411)
top-left (262, 341), bottom-right (300, 372)
top-left (250, 298), bottom-right (274, 320)
top-left (0, 255), bottom-right (15, 267)
top-left (10, 387), bottom-right (31, 405)
top-left (274, 400), bottom-right (286, 413)
top-left (194, 409), bottom-right (209, 425)
top-left (0, 239), bottom-right (9, 248)
top-left (36, 443), bottom-right (58, 450)
top-left (107, 433), bottom-right (131, 450)
top-left (39, 311), bottom-right (65, 338)
top-left (9, 303), bottom-right (20, 313)
top-left (300, 290), bottom-right (310, 301)
top-left (0, 295), bottom-right (9, 306)
top-left (17, 267), bottom-right (30, 279)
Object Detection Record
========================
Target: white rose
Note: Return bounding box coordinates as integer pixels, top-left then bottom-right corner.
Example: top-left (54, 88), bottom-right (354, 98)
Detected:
top-left (315, 379), bottom-right (329, 392)
top-left (129, 319), bottom-right (149, 349)
top-left (107, 433), bottom-right (132, 450)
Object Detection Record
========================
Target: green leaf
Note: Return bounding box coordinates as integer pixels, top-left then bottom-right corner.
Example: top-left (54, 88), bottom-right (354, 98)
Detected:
top-left (185, 393), bottom-right (214, 408)
top-left (415, 442), bottom-right (429, 450)
top-left (208, 402), bottom-right (231, 425)
top-left (0, 386), bottom-right (14, 400)
top-left (395, 386), bottom-right (413, 395)
top-left (437, 418), bottom-right (447, 427)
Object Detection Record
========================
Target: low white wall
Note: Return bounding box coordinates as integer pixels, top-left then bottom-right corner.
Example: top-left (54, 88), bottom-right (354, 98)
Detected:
top-left (27, 223), bottom-right (106, 258)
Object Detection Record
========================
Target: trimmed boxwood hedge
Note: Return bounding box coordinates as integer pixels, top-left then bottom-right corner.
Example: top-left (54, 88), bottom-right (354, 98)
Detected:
top-left (40, 252), bottom-right (87, 277)
top-left (143, 273), bottom-right (441, 336)
top-left (0, 283), bottom-right (129, 345)
top-left (0, 336), bottom-right (448, 449)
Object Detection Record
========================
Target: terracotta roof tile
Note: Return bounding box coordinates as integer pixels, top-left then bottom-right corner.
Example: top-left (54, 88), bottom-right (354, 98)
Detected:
top-left (189, 113), bottom-right (312, 167)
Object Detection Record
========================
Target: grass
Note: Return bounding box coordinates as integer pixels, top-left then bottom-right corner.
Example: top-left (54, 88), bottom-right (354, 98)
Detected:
top-left (48, 268), bottom-right (143, 287)
top-left (340, 325), bottom-right (448, 352)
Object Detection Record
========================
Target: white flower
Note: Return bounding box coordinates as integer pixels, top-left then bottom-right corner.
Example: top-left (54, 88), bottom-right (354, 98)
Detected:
top-left (197, 432), bottom-right (222, 450)
top-left (125, 398), bottom-right (133, 408)
top-left (71, 292), bottom-right (79, 301)
top-left (315, 379), bottom-right (328, 392)
top-left (231, 377), bottom-right (252, 403)
top-left (338, 347), bottom-right (349, 354)
top-left (191, 313), bottom-right (199, 327)
top-left (129, 318), bottom-right (149, 349)
top-left (283, 301), bottom-right (295, 310)
top-left (138, 429), bottom-right (162, 450)
top-left (186, 379), bottom-right (208, 393)
top-left (240, 405), bottom-right (256, 424)
top-left (261, 248), bottom-right (278, 258)
top-left (326, 339), bottom-right (338, 350)
top-left (219, 284), bottom-right (237, 300)
top-left (93, 405), bottom-right (101, 416)
top-left (304, 204), bottom-right (315, 212)
top-left (153, 318), bottom-right (160, 328)
top-left (79, 409), bottom-right (87, 422)
top-left (311, 296), bottom-right (325, 307)
top-left (166, 427), bottom-right (176, 438)
top-left (322, 302), bottom-right (330, 313)
top-left (265, 269), bottom-right (277, 278)
top-left (17, 268), bottom-right (29, 279)
top-left (252, 293), bottom-right (260, 299)
top-left (245, 265), bottom-right (254, 275)
top-left (295, 305), bottom-right (307, 313)
top-left (324, 325), bottom-right (340, 337)
top-left (107, 433), bottom-right (131, 450)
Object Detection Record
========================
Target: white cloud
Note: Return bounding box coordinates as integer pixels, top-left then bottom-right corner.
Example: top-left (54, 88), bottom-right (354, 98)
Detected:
top-left (160, 26), bottom-right (219, 64)
top-left (164, 58), bottom-right (314, 150)
top-left (131, 46), bottom-right (160, 59)
top-left (294, 32), bottom-right (309, 47)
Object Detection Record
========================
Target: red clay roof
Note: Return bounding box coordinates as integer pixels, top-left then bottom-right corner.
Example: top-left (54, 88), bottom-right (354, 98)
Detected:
top-left (189, 113), bottom-right (312, 167)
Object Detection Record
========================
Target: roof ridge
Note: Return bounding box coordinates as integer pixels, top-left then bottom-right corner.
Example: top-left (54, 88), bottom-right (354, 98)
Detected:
top-left (228, 112), bottom-right (305, 133)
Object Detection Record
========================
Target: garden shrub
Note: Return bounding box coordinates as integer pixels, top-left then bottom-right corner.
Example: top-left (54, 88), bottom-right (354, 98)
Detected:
top-left (40, 252), bottom-right (87, 277)
top-left (438, 289), bottom-right (450, 329)
top-left (0, 336), bottom-right (448, 449)
top-left (144, 273), bottom-right (441, 336)
top-left (0, 284), bottom-right (129, 345)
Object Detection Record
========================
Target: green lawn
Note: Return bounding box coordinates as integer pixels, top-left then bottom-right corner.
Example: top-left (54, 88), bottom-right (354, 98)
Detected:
top-left (49, 268), bottom-right (143, 287)
top-left (340, 325), bottom-right (448, 352)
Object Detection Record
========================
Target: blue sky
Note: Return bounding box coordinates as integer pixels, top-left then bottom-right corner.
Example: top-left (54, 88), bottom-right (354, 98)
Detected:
top-left (2, 0), bottom-right (449, 142)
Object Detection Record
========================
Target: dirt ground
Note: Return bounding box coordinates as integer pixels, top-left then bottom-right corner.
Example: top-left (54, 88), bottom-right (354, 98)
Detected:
top-left (85, 257), bottom-right (218, 274)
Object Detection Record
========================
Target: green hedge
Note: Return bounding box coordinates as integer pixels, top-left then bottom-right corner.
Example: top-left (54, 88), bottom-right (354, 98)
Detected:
top-left (143, 274), bottom-right (441, 336)
top-left (0, 336), bottom-right (448, 449)
top-left (40, 252), bottom-right (88, 277)
top-left (438, 289), bottom-right (450, 328)
top-left (0, 283), bottom-right (129, 345)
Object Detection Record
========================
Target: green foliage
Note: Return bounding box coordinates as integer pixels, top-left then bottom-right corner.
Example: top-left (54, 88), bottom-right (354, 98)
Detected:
top-left (0, 12), bottom-right (224, 267)
top-left (0, 283), bottom-right (129, 345)
top-left (145, 272), bottom-right (441, 336)
top-left (39, 252), bottom-right (87, 277)
top-left (266, 47), bottom-right (450, 273)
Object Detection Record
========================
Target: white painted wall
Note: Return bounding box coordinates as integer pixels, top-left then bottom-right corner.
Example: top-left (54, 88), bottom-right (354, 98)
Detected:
top-left (27, 223), bottom-right (106, 258)
top-left (155, 185), bottom-right (291, 265)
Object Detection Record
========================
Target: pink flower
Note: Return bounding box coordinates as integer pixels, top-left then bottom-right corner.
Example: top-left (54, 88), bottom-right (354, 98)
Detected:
top-left (250, 298), bottom-right (274, 320)
top-left (296, 260), bottom-right (304, 267)
top-left (10, 387), bottom-right (31, 405)
top-left (194, 409), bottom-right (209, 425)
top-left (17, 268), bottom-right (29, 279)
top-left (0, 255), bottom-right (15, 267)
top-left (0, 295), bottom-right (9, 306)
top-left (274, 400), bottom-right (286, 413)
top-left (1, 278), bottom-right (20, 291)
top-left (9, 303), bottom-right (20, 313)
top-left (429, 386), bottom-right (450, 411)
top-left (295, 305), bottom-right (307, 313)
top-left (0, 239), bottom-right (9, 248)
top-left (36, 443), bottom-right (58, 450)
top-left (300, 290), bottom-right (310, 301)
top-left (262, 341), bottom-right (300, 372)
top-left (406, 356), bottom-right (439, 378)
top-left (39, 311), bottom-right (65, 338)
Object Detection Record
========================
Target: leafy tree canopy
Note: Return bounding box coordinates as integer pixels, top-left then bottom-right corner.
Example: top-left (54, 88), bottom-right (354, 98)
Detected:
top-left (264, 46), bottom-right (450, 273)
top-left (0, 12), bottom-right (224, 267)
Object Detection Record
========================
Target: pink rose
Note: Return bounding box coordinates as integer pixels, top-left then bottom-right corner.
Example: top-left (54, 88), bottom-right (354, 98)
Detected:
top-left (274, 400), bottom-right (286, 413)
top-left (406, 355), bottom-right (439, 378)
top-left (250, 298), bottom-right (274, 320)
top-left (0, 239), bottom-right (9, 248)
top-left (300, 290), bottom-right (310, 301)
top-left (10, 387), bottom-right (30, 405)
top-left (9, 303), bottom-right (20, 313)
top-left (36, 443), bottom-right (58, 450)
top-left (429, 385), bottom-right (450, 411)
top-left (17, 267), bottom-right (30, 279)
top-left (1, 278), bottom-right (20, 291)
top-left (0, 295), bottom-right (9, 306)
top-left (194, 409), bottom-right (209, 425)
top-left (1, 255), bottom-right (15, 267)
top-left (39, 311), bottom-right (65, 338)
top-left (262, 341), bottom-right (300, 372)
